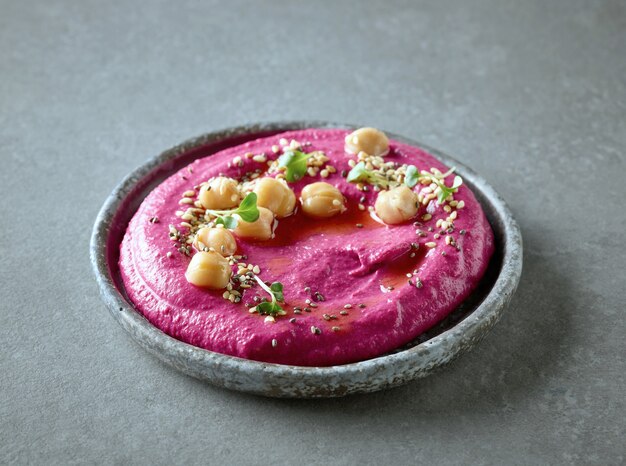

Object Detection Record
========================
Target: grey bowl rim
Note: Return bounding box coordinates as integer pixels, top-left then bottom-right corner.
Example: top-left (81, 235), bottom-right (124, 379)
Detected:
top-left (90, 120), bottom-right (523, 397)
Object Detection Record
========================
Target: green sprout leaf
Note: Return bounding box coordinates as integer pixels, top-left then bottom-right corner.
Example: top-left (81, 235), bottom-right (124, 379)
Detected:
top-left (256, 301), bottom-right (283, 316)
top-left (346, 161), bottom-right (389, 188)
top-left (236, 192), bottom-right (260, 222)
top-left (205, 192), bottom-right (259, 228)
top-left (269, 282), bottom-right (284, 302)
top-left (252, 275), bottom-right (286, 316)
top-left (346, 161), bottom-right (367, 183)
top-left (215, 215), bottom-right (238, 229)
top-left (436, 174), bottom-right (464, 203)
top-left (277, 150), bottom-right (311, 182)
top-left (404, 165), bottom-right (419, 188)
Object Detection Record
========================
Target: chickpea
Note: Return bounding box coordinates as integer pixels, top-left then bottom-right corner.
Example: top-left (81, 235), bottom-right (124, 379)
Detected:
top-left (193, 226), bottom-right (237, 256)
top-left (185, 251), bottom-right (232, 289)
top-left (198, 177), bottom-right (240, 210)
top-left (233, 206), bottom-right (275, 240)
top-left (374, 186), bottom-right (419, 225)
top-left (344, 127), bottom-right (389, 157)
top-left (300, 182), bottom-right (346, 218)
top-left (254, 177), bottom-right (296, 218)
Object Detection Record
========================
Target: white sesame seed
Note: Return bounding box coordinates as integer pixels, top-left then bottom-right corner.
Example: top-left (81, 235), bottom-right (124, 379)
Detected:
top-left (320, 169), bottom-right (329, 178)
top-left (422, 214), bottom-right (432, 221)
top-left (181, 213), bottom-right (194, 221)
top-left (166, 252), bottom-right (173, 258)
top-left (436, 219), bottom-right (443, 228)
top-left (252, 154), bottom-right (267, 163)
top-left (450, 211), bottom-right (458, 220)
top-left (271, 339), bottom-right (278, 347)
top-left (252, 265), bottom-right (260, 274)
top-left (445, 235), bottom-right (452, 245)
top-left (183, 190), bottom-right (196, 197)
top-left (441, 221), bottom-right (450, 230)
top-left (426, 242), bottom-right (437, 248)
top-left (271, 145), bottom-right (280, 153)
top-left (175, 210), bottom-right (184, 217)
top-left (358, 203), bottom-right (365, 211)
top-left (279, 138), bottom-right (288, 146)
top-left (179, 198), bottom-right (194, 205)
top-left (444, 205), bottom-right (452, 213)
top-left (265, 316), bottom-right (275, 323)
top-left (456, 200), bottom-right (465, 209)
top-left (332, 199), bottom-right (342, 206)
top-left (180, 222), bottom-right (192, 228)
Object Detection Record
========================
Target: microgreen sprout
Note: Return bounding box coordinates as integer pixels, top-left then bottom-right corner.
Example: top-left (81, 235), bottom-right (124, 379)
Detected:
top-left (277, 150), bottom-right (312, 182)
top-left (405, 165), bottom-right (463, 203)
top-left (346, 161), bottom-right (390, 188)
top-left (252, 275), bottom-right (286, 316)
top-left (206, 192), bottom-right (260, 229)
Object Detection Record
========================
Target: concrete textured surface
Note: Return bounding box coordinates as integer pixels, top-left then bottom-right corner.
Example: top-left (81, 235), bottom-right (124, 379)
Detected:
top-left (1, 0), bottom-right (624, 464)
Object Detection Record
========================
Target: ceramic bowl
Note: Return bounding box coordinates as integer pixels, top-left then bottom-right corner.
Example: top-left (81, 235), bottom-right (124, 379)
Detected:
top-left (90, 121), bottom-right (523, 398)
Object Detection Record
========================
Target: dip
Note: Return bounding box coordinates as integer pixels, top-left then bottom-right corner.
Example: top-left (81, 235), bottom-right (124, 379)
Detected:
top-left (119, 128), bottom-right (494, 366)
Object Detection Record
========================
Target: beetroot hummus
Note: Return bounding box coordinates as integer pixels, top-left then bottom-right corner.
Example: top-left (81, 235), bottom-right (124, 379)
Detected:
top-left (119, 128), bottom-right (494, 366)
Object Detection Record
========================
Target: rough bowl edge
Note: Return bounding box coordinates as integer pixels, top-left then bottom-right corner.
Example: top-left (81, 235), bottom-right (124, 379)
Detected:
top-left (90, 121), bottom-right (523, 398)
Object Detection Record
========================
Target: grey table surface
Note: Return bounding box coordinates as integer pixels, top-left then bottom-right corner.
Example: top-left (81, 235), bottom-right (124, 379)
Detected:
top-left (1, 0), bottom-right (624, 464)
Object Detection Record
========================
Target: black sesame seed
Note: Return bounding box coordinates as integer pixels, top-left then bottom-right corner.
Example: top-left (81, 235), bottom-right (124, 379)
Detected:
top-left (289, 318), bottom-right (296, 323)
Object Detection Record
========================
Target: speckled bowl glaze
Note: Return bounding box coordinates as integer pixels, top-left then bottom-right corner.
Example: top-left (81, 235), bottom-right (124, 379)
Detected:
top-left (90, 121), bottom-right (523, 398)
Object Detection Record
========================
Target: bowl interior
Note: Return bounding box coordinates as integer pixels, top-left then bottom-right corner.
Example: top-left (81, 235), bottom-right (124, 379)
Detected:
top-left (104, 126), bottom-right (504, 361)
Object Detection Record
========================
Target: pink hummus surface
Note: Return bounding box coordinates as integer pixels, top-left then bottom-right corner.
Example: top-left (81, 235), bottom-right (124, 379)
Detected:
top-left (119, 129), bottom-right (494, 366)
